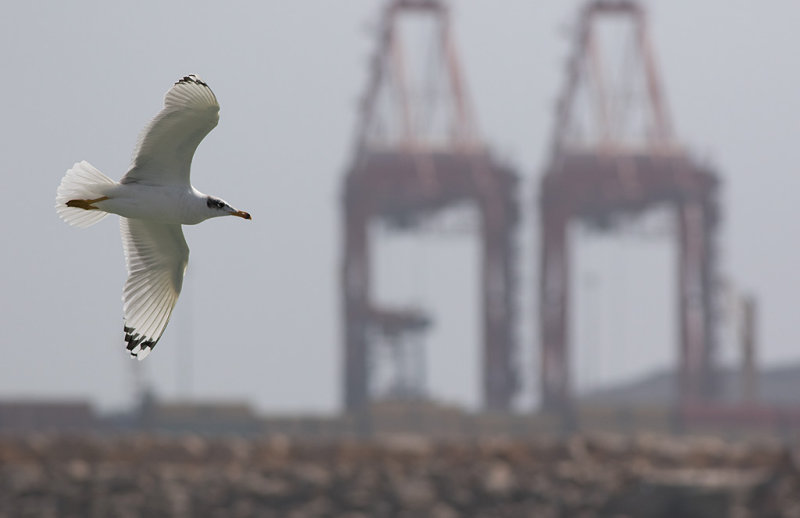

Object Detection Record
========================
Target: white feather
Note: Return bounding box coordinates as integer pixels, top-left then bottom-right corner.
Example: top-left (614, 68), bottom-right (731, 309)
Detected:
top-left (120, 217), bottom-right (188, 358)
top-left (122, 75), bottom-right (219, 187)
top-left (55, 161), bottom-right (116, 228)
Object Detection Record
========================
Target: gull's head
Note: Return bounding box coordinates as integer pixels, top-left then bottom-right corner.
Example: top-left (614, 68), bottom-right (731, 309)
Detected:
top-left (206, 196), bottom-right (251, 220)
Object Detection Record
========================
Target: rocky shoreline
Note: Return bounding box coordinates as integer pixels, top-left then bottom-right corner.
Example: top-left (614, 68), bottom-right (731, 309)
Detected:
top-left (1, 434), bottom-right (799, 517)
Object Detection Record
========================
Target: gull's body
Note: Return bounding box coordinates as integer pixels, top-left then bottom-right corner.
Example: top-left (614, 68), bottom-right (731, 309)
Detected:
top-left (55, 75), bottom-right (250, 360)
top-left (91, 184), bottom-right (214, 225)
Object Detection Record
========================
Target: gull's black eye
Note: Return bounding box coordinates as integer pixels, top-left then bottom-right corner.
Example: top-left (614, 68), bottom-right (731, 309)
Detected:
top-left (217, 200), bottom-right (225, 209)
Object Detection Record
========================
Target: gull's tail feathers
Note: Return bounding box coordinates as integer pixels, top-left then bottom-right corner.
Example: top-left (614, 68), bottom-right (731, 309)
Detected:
top-left (56, 161), bottom-right (116, 228)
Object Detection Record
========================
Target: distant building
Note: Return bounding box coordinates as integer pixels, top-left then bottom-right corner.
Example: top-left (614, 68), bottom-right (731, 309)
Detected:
top-left (138, 398), bottom-right (262, 436)
top-left (0, 400), bottom-right (98, 433)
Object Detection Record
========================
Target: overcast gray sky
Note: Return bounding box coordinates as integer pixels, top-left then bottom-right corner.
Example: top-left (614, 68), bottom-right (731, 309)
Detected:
top-left (1, 1), bottom-right (798, 414)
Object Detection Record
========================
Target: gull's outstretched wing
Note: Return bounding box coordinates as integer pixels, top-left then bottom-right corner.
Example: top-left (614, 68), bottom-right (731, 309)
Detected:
top-left (121, 75), bottom-right (219, 187)
top-left (120, 217), bottom-right (189, 359)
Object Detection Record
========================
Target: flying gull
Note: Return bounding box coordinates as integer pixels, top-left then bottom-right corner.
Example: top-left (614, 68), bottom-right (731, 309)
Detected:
top-left (55, 74), bottom-right (251, 360)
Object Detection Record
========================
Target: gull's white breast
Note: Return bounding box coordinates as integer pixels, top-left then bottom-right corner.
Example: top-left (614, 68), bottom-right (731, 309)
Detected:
top-left (97, 183), bottom-right (208, 225)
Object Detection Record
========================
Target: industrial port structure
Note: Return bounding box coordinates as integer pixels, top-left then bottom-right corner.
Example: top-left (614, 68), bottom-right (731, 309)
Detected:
top-left (340, 0), bottom-right (520, 412)
top-left (537, 1), bottom-right (720, 416)
top-left (340, 0), bottom-right (726, 420)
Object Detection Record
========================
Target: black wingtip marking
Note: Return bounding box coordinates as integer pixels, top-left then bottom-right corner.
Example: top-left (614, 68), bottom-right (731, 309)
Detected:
top-left (175, 74), bottom-right (208, 88)
top-left (124, 325), bottom-right (158, 358)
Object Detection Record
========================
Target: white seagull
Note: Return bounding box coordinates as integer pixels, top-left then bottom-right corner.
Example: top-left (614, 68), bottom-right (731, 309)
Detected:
top-left (55, 74), bottom-right (251, 360)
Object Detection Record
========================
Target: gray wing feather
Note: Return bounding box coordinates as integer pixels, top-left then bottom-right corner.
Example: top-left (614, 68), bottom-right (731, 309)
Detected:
top-left (121, 75), bottom-right (219, 187)
top-left (120, 217), bottom-right (189, 359)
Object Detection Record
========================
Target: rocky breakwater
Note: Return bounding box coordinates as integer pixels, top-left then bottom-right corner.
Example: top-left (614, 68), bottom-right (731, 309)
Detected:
top-left (0, 434), bottom-right (799, 517)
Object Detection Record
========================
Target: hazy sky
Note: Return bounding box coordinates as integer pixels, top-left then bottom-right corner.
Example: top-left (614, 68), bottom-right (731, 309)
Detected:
top-left (1, 1), bottom-right (798, 414)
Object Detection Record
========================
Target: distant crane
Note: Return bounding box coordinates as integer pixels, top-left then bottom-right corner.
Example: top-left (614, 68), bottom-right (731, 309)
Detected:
top-left (341, 0), bottom-right (521, 411)
top-left (538, 0), bottom-right (721, 418)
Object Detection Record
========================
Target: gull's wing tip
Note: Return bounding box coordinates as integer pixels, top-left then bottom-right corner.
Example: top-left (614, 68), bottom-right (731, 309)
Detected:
top-left (175, 74), bottom-right (209, 88)
top-left (125, 326), bottom-right (157, 360)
